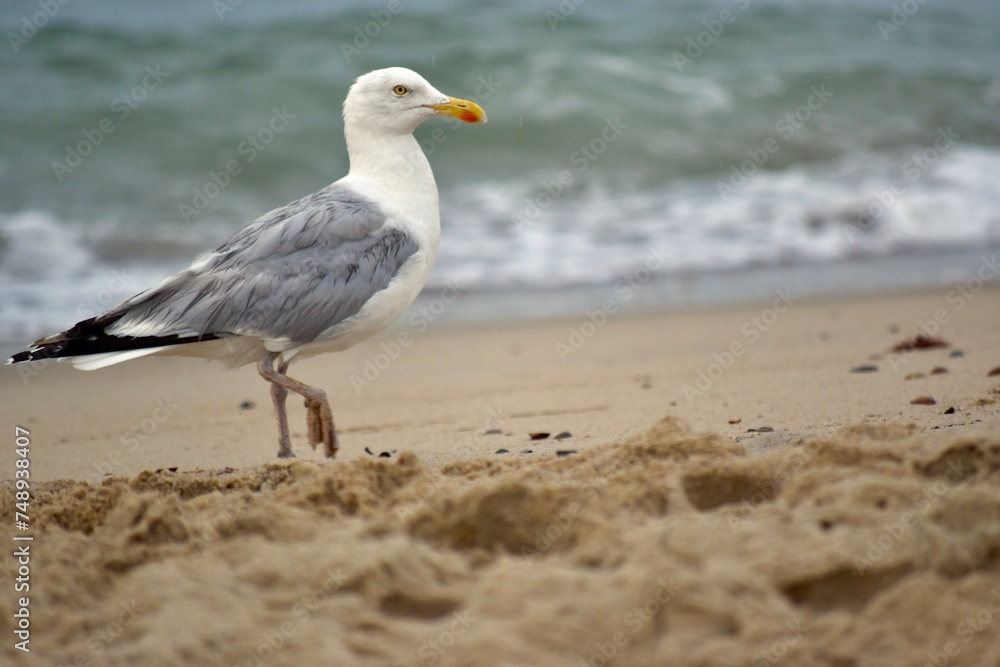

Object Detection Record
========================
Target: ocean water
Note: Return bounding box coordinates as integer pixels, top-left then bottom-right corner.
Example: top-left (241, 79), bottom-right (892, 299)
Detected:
top-left (2, 0), bottom-right (999, 343)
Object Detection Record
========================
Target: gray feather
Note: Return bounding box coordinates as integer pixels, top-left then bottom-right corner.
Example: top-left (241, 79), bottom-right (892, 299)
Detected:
top-left (106, 184), bottom-right (419, 345)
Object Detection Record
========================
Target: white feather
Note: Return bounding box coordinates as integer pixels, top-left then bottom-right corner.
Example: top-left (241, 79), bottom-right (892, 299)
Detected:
top-left (68, 347), bottom-right (167, 371)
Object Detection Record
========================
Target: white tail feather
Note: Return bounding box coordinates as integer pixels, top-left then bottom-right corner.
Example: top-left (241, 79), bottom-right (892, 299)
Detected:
top-left (67, 347), bottom-right (167, 371)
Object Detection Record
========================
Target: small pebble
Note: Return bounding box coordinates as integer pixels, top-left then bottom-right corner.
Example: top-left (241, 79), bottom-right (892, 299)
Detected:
top-left (239, 400), bottom-right (255, 410)
top-left (949, 350), bottom-right (964, 358)
top-left (747, 426), bottom-right (774, 433)
top-left (891, 335), bottom-right (949, 353)
top-left (553, 431), bottom-right (573, 440)
top-left (364, 446), bottom-right (375, 456)
top-left (377, 451), bottom-right (392, 458)
top-left (943, 407), bottom-right (956, 414)
top-left (520, 449), bottom-right (533, 454)
top-left (529, 432), bottom-right (550, 441)
top-left (904, 373), bottom-right (925, 381)
top-left (555, 450), bottom-right (577, 457)
top-left (988, 366), bottom-right (1000, 377)
top-left (728, 418), bottom-right (742, 424)
top-left (911, 396), bottom-right (937, 406)
top-left (484, 428), bottom-right (503, 435)
top-left (930, 367), bottom-right (948, 375)
top-left (851, 364), bottom-right (879, 373)
top-left (495, 448), bottom-right (510, 454)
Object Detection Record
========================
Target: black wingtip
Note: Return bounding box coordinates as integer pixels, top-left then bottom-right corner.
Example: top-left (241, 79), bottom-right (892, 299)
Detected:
top-left (8, 304), bottom-right (226, 366)
top-left (8, 332), bottom-right (224, 365)
top-left (8, 351), bottom-right (30, 364)
top-left (8, 345), bottom-right (62, 365)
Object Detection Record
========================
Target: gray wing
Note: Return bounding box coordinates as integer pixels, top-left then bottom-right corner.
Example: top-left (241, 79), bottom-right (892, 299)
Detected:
top-left (104, 184), bottom-right (419, 346)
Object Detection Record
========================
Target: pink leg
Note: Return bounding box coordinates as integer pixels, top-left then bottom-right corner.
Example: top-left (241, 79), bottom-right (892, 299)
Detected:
top-left (256, 352), bottom-right (338, 458)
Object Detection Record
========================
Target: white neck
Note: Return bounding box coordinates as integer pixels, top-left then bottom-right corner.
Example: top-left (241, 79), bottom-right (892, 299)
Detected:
top-left (343, 124), bottom-right (440, 231)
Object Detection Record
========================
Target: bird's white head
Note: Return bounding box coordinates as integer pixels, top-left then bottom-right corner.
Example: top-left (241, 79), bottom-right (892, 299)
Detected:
top-left (343, 67), bottom-right (487, 135)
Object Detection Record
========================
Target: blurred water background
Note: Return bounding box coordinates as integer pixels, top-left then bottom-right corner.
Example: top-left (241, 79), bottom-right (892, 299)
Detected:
top-left (1, 0), bottom-right (999, 344)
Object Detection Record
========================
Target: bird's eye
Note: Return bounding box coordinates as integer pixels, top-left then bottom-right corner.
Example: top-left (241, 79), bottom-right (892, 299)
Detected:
top-left (392, 85), bottom-right (409, 96)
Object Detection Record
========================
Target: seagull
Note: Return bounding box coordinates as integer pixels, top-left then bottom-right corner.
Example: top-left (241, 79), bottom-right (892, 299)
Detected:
top-left (8, 67), bottom-right (487, 459)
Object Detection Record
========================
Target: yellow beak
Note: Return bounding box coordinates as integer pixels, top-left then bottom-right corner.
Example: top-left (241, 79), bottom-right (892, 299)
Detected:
top-left (428, 97), bottom-right (487, 124)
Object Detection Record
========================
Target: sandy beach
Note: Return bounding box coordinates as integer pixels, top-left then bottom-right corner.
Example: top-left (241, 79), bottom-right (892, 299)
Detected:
top-left (4, 1), bottom-right (999, 664)
top-left (2, 284), bottom-right (1000, 666)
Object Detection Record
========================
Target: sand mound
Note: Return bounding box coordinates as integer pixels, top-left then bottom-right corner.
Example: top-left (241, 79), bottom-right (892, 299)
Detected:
top-left (3, 415), bottom-right (1000, 666)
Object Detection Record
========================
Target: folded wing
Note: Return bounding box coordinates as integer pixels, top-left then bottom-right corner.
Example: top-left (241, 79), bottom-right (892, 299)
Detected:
top-left (8, 184), bottom-right (419, 366)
